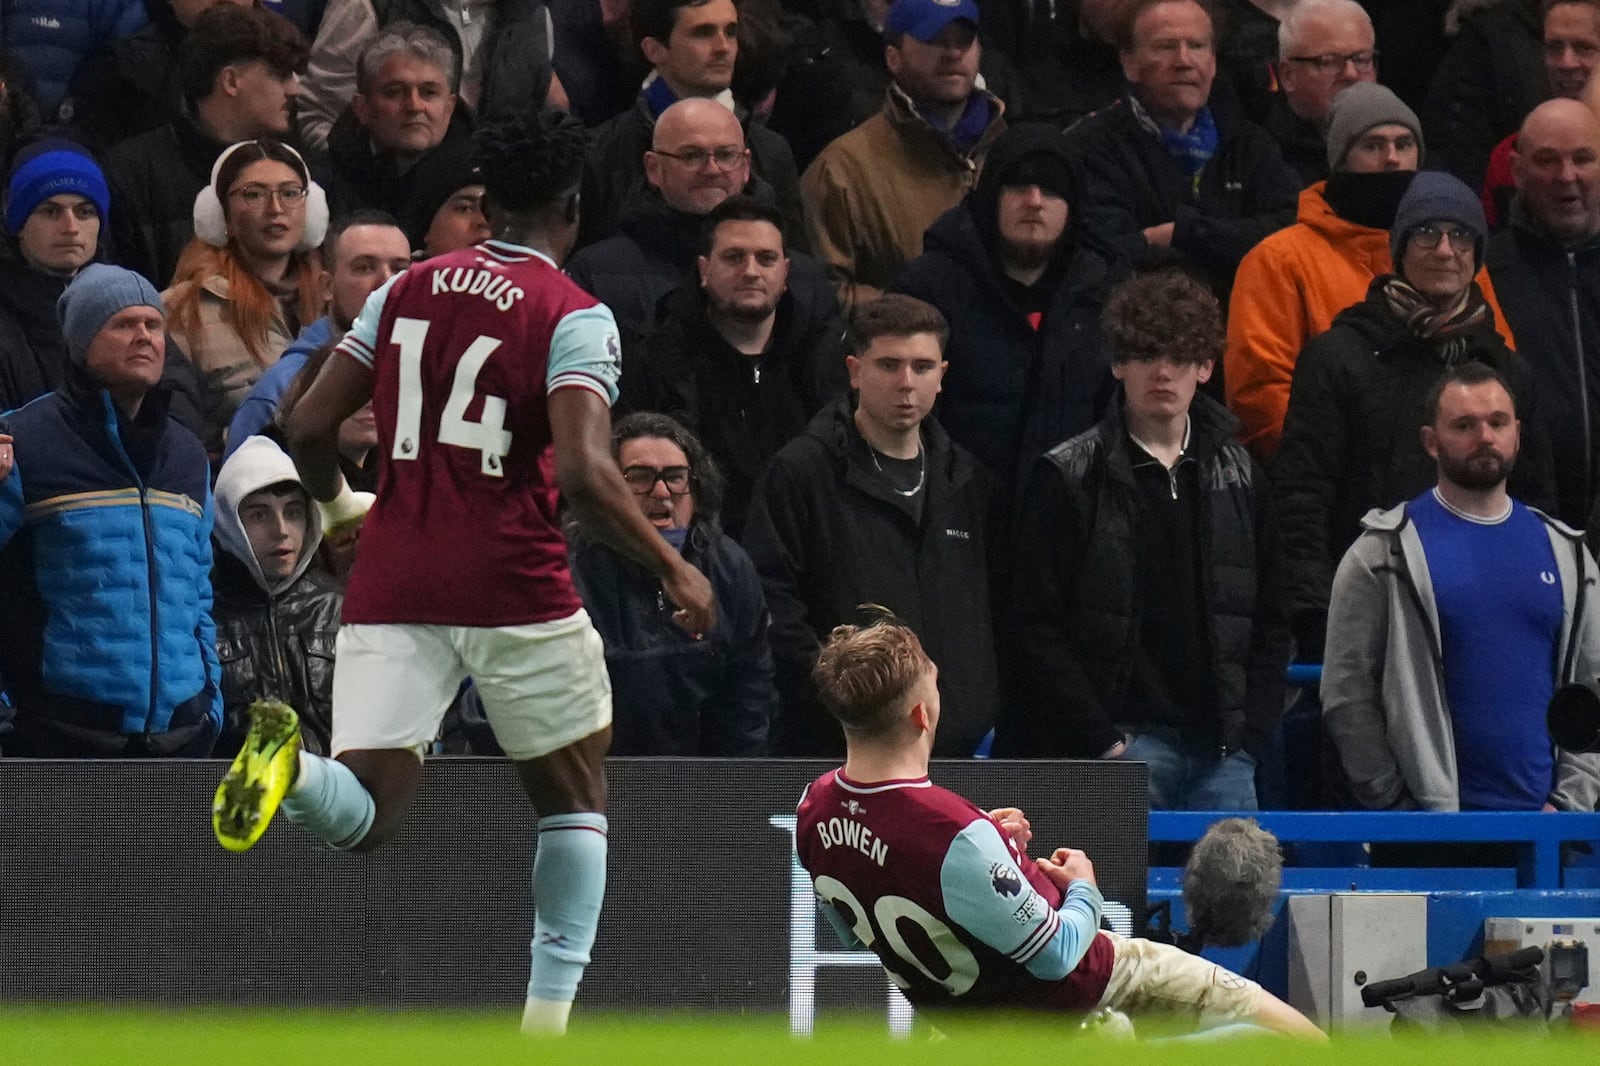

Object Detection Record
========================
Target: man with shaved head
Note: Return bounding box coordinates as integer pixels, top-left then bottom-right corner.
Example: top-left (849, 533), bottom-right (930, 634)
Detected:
top-left (1485, 97), bottom-right (1600, 526)
top-left (1481, 0), bottom-right (1600, 227)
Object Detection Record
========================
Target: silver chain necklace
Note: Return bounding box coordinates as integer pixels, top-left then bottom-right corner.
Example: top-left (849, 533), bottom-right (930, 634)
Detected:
top-left (869, 445), bottom-right (927, 497)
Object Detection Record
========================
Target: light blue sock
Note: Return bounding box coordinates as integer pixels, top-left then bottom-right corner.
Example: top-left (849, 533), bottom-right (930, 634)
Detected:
top-left (280, 752), bottom-right (376, 850)
top-left (527, 812), bottom-right (608, 1002)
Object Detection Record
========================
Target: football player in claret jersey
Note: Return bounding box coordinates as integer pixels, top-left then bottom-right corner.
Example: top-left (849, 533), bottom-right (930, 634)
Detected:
top-left (210, 111), bottom-right (716, 1035)
top-left (796, 619), bottom-right (1324, 1038)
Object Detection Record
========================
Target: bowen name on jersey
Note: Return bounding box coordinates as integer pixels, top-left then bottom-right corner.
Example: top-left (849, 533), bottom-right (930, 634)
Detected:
top-left (814, 816), bottom-right (889, 867)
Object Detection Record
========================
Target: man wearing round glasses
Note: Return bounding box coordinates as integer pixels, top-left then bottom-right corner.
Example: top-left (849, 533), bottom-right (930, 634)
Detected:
top-left (1266, 0), bottom-right (1377, 185)
top-left (1276, 171), bottom-right (1556, 662)
top-left (568, 411), bottom-right (777, 756)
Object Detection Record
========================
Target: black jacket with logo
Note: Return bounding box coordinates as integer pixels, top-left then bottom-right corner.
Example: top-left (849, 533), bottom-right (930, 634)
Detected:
top-left (741, 397), bottom-right (998, 757)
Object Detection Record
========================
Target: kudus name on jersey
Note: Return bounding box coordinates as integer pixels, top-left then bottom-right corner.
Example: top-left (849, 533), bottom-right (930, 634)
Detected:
top-left (430, 266), bottom-right (525, 311)
top-left (814, 816), bottom-right (888, 867)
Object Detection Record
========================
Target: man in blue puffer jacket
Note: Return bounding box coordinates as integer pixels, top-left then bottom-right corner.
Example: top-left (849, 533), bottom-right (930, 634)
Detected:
top-left (0, 0), bottom-right (147, 118)
top-left (0, 263), bottom-right (221, 756)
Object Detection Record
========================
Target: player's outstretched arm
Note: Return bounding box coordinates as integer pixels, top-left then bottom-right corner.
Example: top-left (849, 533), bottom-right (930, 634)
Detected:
top-left (284, 351), bottom-right (375, 503)
top-left (549, 387), bottom-right (716, 637)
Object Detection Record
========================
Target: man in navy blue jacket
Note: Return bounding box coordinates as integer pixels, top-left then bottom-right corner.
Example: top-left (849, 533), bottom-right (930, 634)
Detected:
top-left (0, 263), bottom-right (221, 756)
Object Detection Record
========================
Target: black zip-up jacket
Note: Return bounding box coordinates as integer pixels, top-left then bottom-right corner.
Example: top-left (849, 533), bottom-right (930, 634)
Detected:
top-left (742, 397), bottom-right (998, 758)
top-left (1065, 92), bottom-right (1299, 294)
top-left (997, 391), bottom-right (1288, 760)
top-left (617, 275), bottom-right (847, 539)
top-left (1484, 217), bottom-right (1600, 528)
top-left (1275, 274), bottom-right (1557, 656)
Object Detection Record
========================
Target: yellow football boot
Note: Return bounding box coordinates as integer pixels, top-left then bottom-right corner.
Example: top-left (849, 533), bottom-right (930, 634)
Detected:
top-left (213, 699), bottom-right (301, 852)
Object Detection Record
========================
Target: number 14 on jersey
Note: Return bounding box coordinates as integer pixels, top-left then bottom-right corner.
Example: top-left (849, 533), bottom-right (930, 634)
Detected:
top-left (390, 316), bottom-right (514, 477)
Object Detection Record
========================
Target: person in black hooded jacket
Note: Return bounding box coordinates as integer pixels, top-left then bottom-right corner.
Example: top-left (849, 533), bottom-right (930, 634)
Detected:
top-left (618, 196), bottom-right (846, 538)
top-left (892, 121), bottom-right (1114, 527)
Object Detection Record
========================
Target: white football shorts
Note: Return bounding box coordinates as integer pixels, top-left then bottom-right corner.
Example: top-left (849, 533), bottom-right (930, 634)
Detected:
top-left (330, 609), bottom-right (613, 760)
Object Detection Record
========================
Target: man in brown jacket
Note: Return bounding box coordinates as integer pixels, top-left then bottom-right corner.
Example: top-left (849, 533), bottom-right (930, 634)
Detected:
top-left (800, 0), bottom-right (1005, 313)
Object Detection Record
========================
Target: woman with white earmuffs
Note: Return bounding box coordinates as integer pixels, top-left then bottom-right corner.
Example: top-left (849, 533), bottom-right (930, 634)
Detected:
top-left (162, 139), bottom-right (328, 461)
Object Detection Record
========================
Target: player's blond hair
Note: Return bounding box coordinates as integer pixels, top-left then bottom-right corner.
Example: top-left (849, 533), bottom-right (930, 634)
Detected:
top-left (812, 617), bottom-right (930, 740)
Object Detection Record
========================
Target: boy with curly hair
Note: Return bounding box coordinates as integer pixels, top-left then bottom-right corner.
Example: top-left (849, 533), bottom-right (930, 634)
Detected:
top-left (997, 269), bottom-right (1290, 811)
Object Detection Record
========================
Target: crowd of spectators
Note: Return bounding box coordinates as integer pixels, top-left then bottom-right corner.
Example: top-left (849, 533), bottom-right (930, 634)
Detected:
top-left (2, 0), bottom-right (1600, 817)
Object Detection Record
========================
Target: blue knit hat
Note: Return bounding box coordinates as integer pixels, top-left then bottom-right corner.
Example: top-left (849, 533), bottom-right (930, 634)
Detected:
top-left (5, 141), bottom-right (110, 235)
top-left (57, 264), bottom-right (164, 364)
top-left (1391, 170), bottom-right (1487, 271)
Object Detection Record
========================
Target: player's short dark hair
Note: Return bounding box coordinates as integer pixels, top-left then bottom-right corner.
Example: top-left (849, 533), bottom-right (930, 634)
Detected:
top-left (849, 295), bottom-right (948, 357)
top-left (1118, 0), bottom-right (1214, 53)
top-left (356, 20), bottom-right (460, 96)
top-left (471, 110), bottom-right (589, 217)
top-left (632, 0), bottom-right (731, 53)
top-left (180, 4), bottom-right (308, 104)
top-left (1101, 269), bottom-right (1224, 366)
top-left (813, 616), bottom-right (931, 739)
top-left (1423, 362), bottom-right (1515, 426)
top-left (322, 208), bottom-right (404, 263)
top-left (612, 411), bottom-right (726, 526)
top-left (699, 195), bottom-right (784, 256)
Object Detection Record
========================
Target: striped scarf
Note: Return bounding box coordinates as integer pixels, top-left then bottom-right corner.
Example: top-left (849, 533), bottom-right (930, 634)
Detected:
top-left (1381, 276), bottom-right (1488, 365)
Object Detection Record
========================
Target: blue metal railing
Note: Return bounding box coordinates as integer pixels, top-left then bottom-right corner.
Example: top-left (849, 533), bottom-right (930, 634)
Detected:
top-left (1149, 810), bottom-right (1600, 889)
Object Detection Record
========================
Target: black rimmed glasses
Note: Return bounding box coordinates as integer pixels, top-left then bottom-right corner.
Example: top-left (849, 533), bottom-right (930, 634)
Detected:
top-left (1283, 50), bottom-right (1378, 74)
top-left (1409, 224), bottom-right (1476, 252)
top-left (622, 465), bottom-right (692, 494)
top-left (650, 146), bottom-right (745, 170)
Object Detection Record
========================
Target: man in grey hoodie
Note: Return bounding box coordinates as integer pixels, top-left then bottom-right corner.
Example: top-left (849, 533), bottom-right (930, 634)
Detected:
top-left (1322, 360), bottom-right (1600, 811)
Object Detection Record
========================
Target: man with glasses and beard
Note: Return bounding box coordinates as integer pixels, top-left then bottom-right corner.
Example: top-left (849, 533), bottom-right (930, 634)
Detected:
top-left (1321, 362), bottom-right (1600, 813)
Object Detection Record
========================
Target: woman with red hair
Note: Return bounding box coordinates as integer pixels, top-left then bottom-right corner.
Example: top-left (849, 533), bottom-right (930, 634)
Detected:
top-left (163, 138), bottom-right (327, 458)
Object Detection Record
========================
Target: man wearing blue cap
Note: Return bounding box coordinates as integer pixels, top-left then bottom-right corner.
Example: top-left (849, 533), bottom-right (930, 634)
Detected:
top-left (0, 263), bottom-right (221, 757)
top-left (802, 0), bottom-right (1006, 312)
top-left (0, 140), bottom-right (112, 413)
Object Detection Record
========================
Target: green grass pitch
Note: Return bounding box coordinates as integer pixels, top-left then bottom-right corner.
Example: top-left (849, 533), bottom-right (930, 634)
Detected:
top-left (0, 1009), bottom-right (1583, 1066)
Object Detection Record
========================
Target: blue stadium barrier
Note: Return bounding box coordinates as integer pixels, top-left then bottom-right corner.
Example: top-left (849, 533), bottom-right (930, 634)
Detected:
top-left (1145, 810), bottom-right (1600, 996)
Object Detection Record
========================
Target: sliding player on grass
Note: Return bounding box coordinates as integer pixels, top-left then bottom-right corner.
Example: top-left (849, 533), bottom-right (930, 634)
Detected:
top-left (796, 617), bottom-right (1323, 1038)
top-left (211, 109), bottom-right (716, 1034)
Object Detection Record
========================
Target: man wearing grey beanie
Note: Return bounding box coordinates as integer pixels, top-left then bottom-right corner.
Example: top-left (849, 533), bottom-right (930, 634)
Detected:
top-left (0, 262), bottom-right (221, 757)
top-left (1227, 81), bottom-right (1517, 461)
